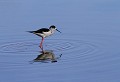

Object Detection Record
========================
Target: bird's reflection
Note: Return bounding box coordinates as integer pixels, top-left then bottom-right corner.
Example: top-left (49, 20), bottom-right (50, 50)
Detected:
top-left (30, 50), bottom-right (62, 63)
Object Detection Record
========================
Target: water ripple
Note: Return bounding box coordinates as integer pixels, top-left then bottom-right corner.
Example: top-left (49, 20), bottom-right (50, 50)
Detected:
top-left (0, 39), bottom-right (97, 55)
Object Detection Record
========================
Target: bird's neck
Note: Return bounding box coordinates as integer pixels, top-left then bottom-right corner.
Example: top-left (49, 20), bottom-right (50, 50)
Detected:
top-left (50, 29), bottom-right (56, 33)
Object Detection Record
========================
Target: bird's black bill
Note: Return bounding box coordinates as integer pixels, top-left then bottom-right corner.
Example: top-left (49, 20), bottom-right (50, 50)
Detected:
top-left (56, 29), bottom-right (61, 33)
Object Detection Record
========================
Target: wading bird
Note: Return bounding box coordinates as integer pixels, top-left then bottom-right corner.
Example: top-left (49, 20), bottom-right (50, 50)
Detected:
top-left (28, 25), bottom-right (61, 51)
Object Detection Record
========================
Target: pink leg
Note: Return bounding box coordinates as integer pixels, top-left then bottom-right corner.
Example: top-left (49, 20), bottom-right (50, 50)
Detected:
top-left (39, 37), bottom-right (44, 51)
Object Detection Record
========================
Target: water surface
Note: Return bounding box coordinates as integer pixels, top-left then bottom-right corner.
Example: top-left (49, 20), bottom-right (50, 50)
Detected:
top-left (0, 0), bottom-right (120, 82)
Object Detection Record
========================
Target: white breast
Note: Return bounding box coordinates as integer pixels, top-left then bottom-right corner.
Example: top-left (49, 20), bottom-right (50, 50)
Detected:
top-left (43, 30), bottom-right (55, 38)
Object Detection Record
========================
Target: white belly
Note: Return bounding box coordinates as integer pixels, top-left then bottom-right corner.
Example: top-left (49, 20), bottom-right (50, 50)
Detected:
top-left (35, 31), bottom-right (55, 38)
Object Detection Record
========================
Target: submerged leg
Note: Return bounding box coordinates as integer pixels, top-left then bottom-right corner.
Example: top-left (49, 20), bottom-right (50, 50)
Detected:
top-left (39, 37), bottom-right (44, 51)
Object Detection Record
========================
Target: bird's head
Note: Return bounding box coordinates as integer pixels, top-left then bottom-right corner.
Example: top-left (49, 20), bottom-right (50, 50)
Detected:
top-left (49, 25), bottom-right (61, 33)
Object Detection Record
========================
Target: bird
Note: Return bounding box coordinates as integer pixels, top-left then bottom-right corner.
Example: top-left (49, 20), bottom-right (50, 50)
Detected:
top-left (28, 25), bottom-right (61, 51)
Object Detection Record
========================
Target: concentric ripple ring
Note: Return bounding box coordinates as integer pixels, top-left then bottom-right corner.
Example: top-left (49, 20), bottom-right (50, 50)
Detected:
top-left (0, 39), bottom-right (98, 55)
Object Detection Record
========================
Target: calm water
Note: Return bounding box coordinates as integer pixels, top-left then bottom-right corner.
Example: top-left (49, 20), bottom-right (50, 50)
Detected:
top-left (0, 0), bottom-right (120, 82)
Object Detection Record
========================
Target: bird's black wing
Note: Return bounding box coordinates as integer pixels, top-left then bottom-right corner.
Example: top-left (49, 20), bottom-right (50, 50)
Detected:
top-left (34, 28), bottom-right (49, 33)
top-left (28, 28), bottom-right (49, 33)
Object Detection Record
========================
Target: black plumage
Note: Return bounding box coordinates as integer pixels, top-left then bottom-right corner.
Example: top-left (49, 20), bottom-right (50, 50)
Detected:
top-left (28, 28), bottom-right (49, 34)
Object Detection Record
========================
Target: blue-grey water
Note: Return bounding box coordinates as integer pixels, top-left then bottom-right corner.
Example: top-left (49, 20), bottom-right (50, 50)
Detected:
top-left (0, 0), bottom-right (120, 82)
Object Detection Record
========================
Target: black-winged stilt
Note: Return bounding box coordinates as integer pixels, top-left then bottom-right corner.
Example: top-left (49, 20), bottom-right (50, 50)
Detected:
top-left (28, 25), bottom-right (61, 51)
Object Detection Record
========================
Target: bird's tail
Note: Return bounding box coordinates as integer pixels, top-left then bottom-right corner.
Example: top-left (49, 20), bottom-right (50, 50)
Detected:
top-left (27, 31), bottom-right (35, 33)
